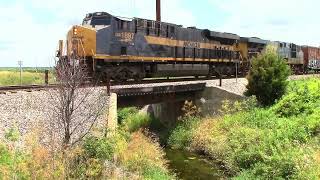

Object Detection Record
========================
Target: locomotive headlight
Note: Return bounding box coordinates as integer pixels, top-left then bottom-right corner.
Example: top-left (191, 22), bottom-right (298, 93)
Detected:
top-left (73, 28), bottom-right (78, 35)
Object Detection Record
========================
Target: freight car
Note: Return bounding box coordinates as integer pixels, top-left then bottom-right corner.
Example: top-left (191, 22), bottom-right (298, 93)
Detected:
top-left (302, 46), bottom-right (320, 72)
top-left (57, 12), bottom-right (244, 82)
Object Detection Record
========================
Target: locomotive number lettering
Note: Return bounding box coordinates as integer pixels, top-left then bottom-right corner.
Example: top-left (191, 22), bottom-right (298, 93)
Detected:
top-left (115, 32), bottom-right (134, 42)
top-left (183, 41), bottom-right (200, 48)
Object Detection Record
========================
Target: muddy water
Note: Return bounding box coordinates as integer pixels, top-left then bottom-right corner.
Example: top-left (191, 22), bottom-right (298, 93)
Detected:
top-left (165, 149), bottom-right (226, 180)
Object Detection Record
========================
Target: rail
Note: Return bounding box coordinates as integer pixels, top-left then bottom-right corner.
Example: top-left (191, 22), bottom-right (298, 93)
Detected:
top-left (0, 75), bottom-right (230, 93)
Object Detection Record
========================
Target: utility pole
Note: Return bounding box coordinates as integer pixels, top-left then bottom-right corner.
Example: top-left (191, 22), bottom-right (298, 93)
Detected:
top-left (156, 0), bottom-right (161, 22)
top-left (18, 60), bottom-right (23, 85)
top-left (235, 61), bottom-right (238, 83)
top-left (234, 60), bottom-right (241, 83)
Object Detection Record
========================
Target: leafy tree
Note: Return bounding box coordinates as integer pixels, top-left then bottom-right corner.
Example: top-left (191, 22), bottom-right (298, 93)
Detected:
top-left (245, 48), bottom-right (291, 106)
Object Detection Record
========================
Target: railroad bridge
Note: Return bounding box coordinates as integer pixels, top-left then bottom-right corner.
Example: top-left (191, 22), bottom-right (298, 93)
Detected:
top-left (107, 82), bottom-right (244, 130)
top-left (113, 83), bottom-right (206, 107)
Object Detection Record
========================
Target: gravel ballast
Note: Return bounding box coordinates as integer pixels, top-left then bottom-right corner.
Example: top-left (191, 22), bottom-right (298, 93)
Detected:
top-left (0, 87), bottom-right (109, 145)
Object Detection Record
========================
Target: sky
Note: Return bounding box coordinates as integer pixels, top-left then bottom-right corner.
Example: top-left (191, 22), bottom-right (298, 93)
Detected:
top-left (0, 0), bottom-right (319, 67)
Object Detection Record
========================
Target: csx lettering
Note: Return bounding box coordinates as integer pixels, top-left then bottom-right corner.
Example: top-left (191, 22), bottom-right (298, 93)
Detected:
top-left (115, 32), bottom-right (134, 42)
top-left (183, 41), bottom-right (200, 48)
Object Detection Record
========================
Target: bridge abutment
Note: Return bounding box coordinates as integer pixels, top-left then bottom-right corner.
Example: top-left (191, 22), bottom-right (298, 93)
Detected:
top-left (195, 87), bottom-right (245, 116)
top-left (106, 93), bottom-right (118, 135)
top-left (151, 101), bottom-right (185, 127)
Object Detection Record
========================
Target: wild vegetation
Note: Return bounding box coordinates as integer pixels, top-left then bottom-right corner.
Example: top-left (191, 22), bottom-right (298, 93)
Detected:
top-left (245, 48), bottom-right (291, 106)
top-left (168, 78), bottom-right (320, 179)
top-left (0, 68), bottom-right (55, 85)
top-left (0, 107), bottom-right (174, 179)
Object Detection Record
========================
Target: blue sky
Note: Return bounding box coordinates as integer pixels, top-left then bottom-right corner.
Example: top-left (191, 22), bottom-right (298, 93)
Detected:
top-left (0, 0), bottom-right (319, 67)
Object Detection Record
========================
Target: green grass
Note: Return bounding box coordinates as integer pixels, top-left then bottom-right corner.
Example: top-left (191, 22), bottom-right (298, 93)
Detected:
top-left (0, 67), bottom-right (53, 73)
top-left (168, 78), bottom-right (320, 179)
top-left (118, 107), bottom-right (153, 132)
top-left (0, 69), bottom-right (55, 85)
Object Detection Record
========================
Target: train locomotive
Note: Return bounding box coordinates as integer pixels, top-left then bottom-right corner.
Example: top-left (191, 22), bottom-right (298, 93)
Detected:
top-left (56, 11), bottom-right (320, 81)
top-left (57, 12), bottom-right (245, 82)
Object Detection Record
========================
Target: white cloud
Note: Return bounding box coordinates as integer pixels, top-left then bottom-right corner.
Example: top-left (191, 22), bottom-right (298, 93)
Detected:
top-left (208, 0), bottom-right (320, 46)
top-left (3, 0), bottom-right (318, 67)
top-left (0, 0), bottom-right (195, 67)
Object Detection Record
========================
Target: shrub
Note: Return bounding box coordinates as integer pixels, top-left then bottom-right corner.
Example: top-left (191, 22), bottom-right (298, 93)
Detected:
top-left (83, 136), bottom-right (115, 160)
top-left (219, 96), bottom-right (258, 115)
top-left (123, 113), bottom-right (152, 132)
top-left (181, 100), bottom-right (201, 118)
top-left (273, 79), bottom-right (320, 117)
top-left (0, 144), bottom-right (30, 179)
top-left (78, 112), bottom-right (174, 179)
top-left (245, 51), bottom-right (291, 106)
top-left (120, 131), bottom-right (174, 179)
top-left (0, 127), bottom-right (65, 179)
top-left (118, 107), bottom-right (139, 124)
top-left (190, 118), bottom-right (232, 170)
top-left (118, 108), bottom-right (152, 132)
top-left (0, 108), bottom-right (175, 179)
top-left (167, 116), bottom-right (200, 150)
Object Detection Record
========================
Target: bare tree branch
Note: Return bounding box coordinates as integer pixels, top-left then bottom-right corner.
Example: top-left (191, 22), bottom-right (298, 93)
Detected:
top-left (48, 57), bottom-right (107, 148)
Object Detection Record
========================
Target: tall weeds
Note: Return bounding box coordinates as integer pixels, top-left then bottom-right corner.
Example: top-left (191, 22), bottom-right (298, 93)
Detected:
top-left (168, 78), bottom-right (320, 179)
top-left (0, 71), bottom-right (55, 85)
top-left (0, 107), bottom-right (175, 179)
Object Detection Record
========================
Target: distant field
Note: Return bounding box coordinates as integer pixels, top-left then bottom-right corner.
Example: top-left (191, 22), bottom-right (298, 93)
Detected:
top-left (0, 67), bottom-right (55, 86)
top-left (0, 67), bottom-right (53, 73)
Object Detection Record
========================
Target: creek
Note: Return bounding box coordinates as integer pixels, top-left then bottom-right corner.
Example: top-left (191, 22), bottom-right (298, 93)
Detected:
top-left (165, 148), bottom-right (226, 180)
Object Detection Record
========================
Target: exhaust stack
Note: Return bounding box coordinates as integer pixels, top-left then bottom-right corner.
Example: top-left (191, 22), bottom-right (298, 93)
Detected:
top-left (156, 0), bottom-right (161, 22)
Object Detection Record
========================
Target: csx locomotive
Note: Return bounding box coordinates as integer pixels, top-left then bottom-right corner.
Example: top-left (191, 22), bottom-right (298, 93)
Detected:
top-left (57, 12), bottom-right (320, 81)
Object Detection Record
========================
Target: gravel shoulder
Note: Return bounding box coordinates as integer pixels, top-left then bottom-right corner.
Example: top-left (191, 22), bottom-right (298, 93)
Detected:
top-left (0, 87), bottom-right (109, 146)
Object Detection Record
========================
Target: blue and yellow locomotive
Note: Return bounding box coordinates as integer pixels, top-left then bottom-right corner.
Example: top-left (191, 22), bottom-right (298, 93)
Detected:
top-left (57, 12), bottom-right (244, 82)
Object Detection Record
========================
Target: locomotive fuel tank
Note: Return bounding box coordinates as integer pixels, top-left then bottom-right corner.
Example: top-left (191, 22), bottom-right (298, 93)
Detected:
top-left (154, 64), bottom-right (209, 77)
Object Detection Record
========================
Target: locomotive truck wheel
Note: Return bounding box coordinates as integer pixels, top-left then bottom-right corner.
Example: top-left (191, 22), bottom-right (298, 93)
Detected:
top-left (226, 66), bottom-right (233, 77)
top-left (133, 72), bottom-right (145, 82)
top-left (116, 70), bottom-right (128, 82)
top-left (112, 68), bottom-right (134, 82)
top-left (207, 65), bottom-right (214, 78)
top-left (134, 76), bottom-right (143, 82)
top-left (214, 66), bottom-right (222, 77)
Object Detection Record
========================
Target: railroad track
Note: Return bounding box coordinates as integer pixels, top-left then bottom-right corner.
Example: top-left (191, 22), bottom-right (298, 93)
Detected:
top-left (0, 84), bottom-right (57, 93)
top-left (0, 73), bottom-right (316, 94)
top-left (0, 75), bottom-right (233, 93)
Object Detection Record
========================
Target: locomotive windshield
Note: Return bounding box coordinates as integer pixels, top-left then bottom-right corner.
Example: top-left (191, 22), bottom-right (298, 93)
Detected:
top-left (82, 12), bottom-right (111, 26)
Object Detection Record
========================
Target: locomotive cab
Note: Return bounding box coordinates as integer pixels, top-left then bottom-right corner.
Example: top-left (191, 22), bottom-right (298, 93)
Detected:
top-left (82, 12), bottom-right (112, 27)
top-left (239, 37), bottom-right (268, 60)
